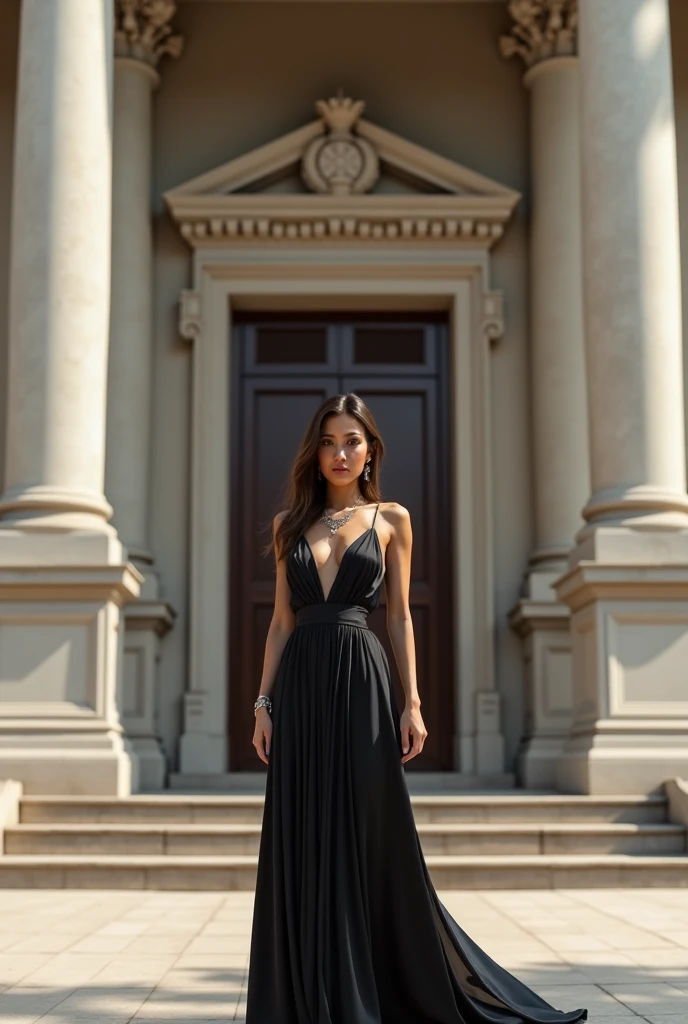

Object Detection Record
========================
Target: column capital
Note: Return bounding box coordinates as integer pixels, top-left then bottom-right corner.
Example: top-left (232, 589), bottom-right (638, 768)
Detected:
top-left (499, 0), bottom-right (578, 69)
top-left (115, 0), bottom-right (183, 68)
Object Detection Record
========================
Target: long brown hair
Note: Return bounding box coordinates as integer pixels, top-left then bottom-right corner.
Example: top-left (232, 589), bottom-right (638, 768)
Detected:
top-left (264, 393), bottom-right (385, 563)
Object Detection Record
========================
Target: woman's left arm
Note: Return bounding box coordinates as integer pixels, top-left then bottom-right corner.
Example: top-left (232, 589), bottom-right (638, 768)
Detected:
top-left (383, 503), bottom-right (428, 763)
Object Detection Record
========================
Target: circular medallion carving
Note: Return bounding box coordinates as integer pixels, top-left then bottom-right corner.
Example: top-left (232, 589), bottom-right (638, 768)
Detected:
top-left (318, 139), bottom-right (364, 184)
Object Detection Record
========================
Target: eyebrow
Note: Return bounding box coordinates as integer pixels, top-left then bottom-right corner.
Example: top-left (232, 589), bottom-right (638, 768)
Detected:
top-left (320, 430), bottom-right (362, 437)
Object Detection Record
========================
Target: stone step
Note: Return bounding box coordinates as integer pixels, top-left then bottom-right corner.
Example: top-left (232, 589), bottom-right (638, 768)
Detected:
top-left (0, 853), bottom-right (686, 890)
top-left (411, 794), bottom-right (668, 824)
top-left (18, 793), bottom-right (668, 825)
top-left (420, 822), bottom-right (686, 856)
top-left (5, 821), bottom-right (685, 856)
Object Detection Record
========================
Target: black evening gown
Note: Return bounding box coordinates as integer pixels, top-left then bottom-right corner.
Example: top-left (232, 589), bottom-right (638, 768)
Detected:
top-left (246, 503), bottom-right (587, 1024)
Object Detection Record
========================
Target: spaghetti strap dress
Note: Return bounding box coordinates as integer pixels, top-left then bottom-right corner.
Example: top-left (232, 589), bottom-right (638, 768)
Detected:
top-left (245, 502), bottom-right (587, 1024)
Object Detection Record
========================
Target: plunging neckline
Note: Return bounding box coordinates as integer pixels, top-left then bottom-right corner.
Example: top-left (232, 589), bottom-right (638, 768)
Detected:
top-left (301, 525), bottom-right (380, 604)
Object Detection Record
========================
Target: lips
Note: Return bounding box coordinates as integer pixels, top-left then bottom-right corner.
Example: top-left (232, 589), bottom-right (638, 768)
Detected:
top-left (333, 468), bottom-right (349, 473)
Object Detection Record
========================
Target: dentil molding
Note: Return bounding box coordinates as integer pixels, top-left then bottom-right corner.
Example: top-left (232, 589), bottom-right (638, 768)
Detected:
top-left (115, 0), bottom-right (184, 67)
top-left (164, 96), bottom-right (520, 248)
top-left (499, 0), bottom-right (578, 68)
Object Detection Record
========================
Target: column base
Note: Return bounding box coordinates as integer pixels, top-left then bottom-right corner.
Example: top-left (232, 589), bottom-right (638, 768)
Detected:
top-left (571, 522), bottom-right (688, 565)
top-left (519, 736), bottom-right (571, 790)
top-left (179, 691), bottom-right (228, 774)
top-left (0, 732), bottom-right (139, 796)
top-left (128, 736), bottom-right (166, 792)
top-left (665, 777), bottom-right (688, 829)
top-left (0, 484), bottom-right (114, 531)
top-left (510, 572), bottom-right (573, 791)
top-left (453, 697), bottom-right (506, 775)
top-left (0, 531), bottom-right (142, 796)
top-left (556, 555), bottom-right (688, 795)
top-left (474, 691), bottom-right (505, 774)
top-left (121, 574), bottom-right (176, 793)
top-left (557, 733), bottom-right (688, 796)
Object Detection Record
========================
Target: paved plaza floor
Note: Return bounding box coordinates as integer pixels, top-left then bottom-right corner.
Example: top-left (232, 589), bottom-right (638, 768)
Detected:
top-left (0, 889), bottom-right (687, 1023)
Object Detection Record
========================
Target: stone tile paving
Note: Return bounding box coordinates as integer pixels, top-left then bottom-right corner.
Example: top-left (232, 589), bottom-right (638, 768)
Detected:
top-left (0, 889), bottom-right (687, 1021)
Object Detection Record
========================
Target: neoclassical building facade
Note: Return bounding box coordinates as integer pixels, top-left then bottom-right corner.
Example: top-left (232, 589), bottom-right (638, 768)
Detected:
top-left (0, 0), bottom-right (687, 797)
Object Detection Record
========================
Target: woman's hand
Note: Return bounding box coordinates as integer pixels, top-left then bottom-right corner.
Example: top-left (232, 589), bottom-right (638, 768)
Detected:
top-left (253, 708), bottom-right (273, 765)
top-left (400, 704), bottom-right (427, 763)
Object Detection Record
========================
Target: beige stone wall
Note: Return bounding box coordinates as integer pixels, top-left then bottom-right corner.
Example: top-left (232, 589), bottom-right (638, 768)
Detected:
top-left (0, 0), bottom-right (19, 498)
top-left (151, 0), bottom-right (531, 770)
top-left (8, 1), bottom-right (688, 776)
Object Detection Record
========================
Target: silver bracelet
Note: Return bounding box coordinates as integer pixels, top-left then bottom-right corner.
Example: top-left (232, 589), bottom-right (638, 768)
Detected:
top-left (254, 695), bottom-right (272, 716)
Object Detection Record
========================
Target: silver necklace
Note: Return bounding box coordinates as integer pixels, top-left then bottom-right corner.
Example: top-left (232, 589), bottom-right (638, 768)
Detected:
top-left (320, 496), bottom-right (366, 535)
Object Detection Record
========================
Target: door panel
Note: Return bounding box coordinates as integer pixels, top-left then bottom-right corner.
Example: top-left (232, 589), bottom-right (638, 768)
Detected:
top-left (340, 376), bottom-right (452, 770)
top-left (241, 322), bottom-right (339, 375)
top-left (341, 324), bottom-right (437, 375)
top-left (230, 316), bottom-right (453, 771)
top-left (230, 376), bottom-right (338, 772)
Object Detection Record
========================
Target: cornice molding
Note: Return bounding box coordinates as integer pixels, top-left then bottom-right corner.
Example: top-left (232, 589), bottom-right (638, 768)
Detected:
top-left (115, 0), bottom-right (183, 68)
top-left (173, 196), bottom-right (512, 249)
top-left (499, 0), bottom-right (578, 69)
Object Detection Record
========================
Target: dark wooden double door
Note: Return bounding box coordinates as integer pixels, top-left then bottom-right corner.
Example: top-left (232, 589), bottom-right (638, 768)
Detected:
top-left (230, 314), bottom-right (454, 771)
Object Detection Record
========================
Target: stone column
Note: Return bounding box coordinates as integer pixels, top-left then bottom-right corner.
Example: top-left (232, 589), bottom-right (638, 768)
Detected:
top-left (502, 1), bottom-right (589, 787)
top-left (109, 0), bottom-right (181, 790)
top-left (0, 0), bottom-right (142, 794)
top-left (556, 0), bottom-right (688, 794)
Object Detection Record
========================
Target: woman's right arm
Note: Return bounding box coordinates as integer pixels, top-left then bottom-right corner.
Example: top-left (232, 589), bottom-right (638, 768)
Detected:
top-left (252, 511), bottom-right (295, 764)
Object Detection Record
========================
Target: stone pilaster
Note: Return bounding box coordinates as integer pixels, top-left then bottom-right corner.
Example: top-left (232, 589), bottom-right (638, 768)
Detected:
top-left (108, 1), bottom-right (182, 790)
top-left (502, 1), bottom-right (587, 787)
top-left (556, 0), bottom-right (688, 794)
top-left (0, 0), bottom-right (141, 794)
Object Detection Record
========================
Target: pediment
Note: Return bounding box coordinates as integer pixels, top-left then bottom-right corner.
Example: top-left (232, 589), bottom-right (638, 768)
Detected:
top-left (164, 96), bottom-right (520, 248)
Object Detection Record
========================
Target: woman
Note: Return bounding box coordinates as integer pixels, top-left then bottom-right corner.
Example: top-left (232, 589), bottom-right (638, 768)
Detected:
top-left (245, 393), bottom-right (587, 1024)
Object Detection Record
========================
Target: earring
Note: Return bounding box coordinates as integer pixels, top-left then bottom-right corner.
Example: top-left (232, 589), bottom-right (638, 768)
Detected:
top-left (317, 465), bottom-right (322, 481)
top-left (363, 460), bottom-right (371, 482)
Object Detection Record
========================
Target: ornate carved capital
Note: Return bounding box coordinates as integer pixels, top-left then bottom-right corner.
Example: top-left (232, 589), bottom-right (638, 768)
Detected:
top-left (115, 0), bottom-right (183, 68)
top-left (499, 0), bottom-right (578, 69)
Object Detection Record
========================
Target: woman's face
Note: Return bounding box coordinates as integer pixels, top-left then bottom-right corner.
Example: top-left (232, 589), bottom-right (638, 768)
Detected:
top-left (317, 413), bottom-right (370, 484)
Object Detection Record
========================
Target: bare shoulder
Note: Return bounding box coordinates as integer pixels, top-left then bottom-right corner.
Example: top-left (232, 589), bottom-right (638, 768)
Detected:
top-left (377, 501), bottom-right (411, 532)
top-left (272, 509), bottom-right (289, 557)
top-left (273, 509), bottom-right (289, 532)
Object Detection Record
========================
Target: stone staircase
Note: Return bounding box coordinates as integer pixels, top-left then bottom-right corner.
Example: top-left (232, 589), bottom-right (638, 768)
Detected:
top-left (1, 791), bottom-right (687, 889)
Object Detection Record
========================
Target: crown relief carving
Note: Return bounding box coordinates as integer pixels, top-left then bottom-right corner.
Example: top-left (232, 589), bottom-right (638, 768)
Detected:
top-left (115, 0), bottom-right (184, 67)
top-left (499, 0), bottom-right (578, 69)
top-left (301, 94), bottom-right (380, 195)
